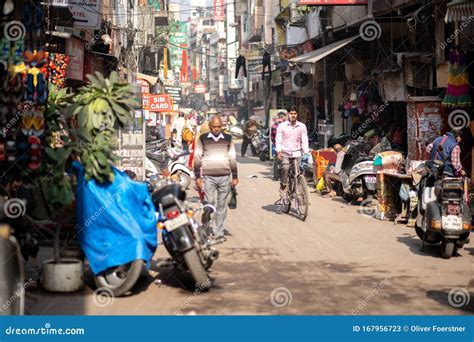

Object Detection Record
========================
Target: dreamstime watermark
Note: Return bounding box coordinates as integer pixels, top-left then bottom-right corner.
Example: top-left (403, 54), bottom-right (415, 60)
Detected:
top-left (441, 16), bottom-right (474, 50)
top-left (351, 102), bottom-right (389, 139)
top-left (4, 21), bottom-right (25, 41)
top-left (174, 279), bottom-right (211, 315)
top-left (92, 287), bottom-right (115, 308)
top-left (0, 278), bottom-right (34, 313)
top-left (448, 109), bottom-right (470, 130)
top-left (3, 198), bottom-right (27, 219)
top-left (352, 280), bottom-right (386, 315)
top-left (448, 287), bottom-right (470, 308)
top-left (358, 198), bottom-right (379, 219)
top-left (85, 29), bottom-right (107, 51)
top-left (270, 287), bottom-right (292, 308)
top-left (84, 190), bottom-right (122, 227)
top-left (5, 323), bottom-right (85, 336)
top-left (2, 103), bottom-right (32, 136)
top-left (359, 20), bottom-right (382, 42)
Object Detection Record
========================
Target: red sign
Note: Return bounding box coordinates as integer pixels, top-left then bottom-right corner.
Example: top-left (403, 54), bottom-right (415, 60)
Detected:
top-left (194, 84), bottom-right (207, 94)
top-left (214, 0), bottom-right (224, 21)
top-left (143, 94), bottom-right (173, 112)
top-left (298, 0), bottom-right (367, 4)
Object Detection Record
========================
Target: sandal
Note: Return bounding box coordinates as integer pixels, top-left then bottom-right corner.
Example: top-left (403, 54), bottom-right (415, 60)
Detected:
top-left (27, 135), bottom-right (42, 170)
top-left (322, 191), bottom-right (337, 198)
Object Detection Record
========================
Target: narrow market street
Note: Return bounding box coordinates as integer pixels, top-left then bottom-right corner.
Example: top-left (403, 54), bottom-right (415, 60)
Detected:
top-left (26, 151), bottom-right (474, 315)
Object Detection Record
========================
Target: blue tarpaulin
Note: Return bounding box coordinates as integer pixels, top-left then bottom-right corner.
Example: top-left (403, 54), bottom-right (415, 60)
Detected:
top-left (73, 162), bottom-right (157, 275)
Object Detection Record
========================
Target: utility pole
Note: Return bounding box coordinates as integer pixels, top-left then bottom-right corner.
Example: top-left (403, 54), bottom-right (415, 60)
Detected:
top-left (322, 7), bottom-right (333, 124)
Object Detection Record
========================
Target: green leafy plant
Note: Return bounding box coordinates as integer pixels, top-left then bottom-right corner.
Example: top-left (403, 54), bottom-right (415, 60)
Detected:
top-left (43, 72), bottom-right (136, 209)
top-left (68, 71), bottom-right (136, 183)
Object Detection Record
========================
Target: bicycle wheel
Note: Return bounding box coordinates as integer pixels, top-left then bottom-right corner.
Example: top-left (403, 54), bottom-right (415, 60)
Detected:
top-left (296, 174), bottom-right (309, 221)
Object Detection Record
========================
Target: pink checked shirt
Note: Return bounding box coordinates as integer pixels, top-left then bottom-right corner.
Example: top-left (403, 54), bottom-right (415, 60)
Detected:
top-left (275, 120), bottom-right (309, 157)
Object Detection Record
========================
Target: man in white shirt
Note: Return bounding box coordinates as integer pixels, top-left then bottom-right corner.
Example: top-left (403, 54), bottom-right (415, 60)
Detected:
top-left (172, 112), bottom-right (187, 144)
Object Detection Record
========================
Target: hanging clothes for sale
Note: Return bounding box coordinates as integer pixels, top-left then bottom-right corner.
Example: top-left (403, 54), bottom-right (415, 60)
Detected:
top-left (235, 55), bottom-right (247, 78)
top-left (262, 51), bottom-right (271, 79)
top-left (443, 49), bottom-right (472, 108)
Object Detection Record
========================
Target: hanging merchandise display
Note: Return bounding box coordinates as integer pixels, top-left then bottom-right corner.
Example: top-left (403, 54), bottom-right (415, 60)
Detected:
top-left (443, 49), bottom-right (472, 108)
top-left (0, 0), bottom-right (48, 176)
top-left (235, 55), bottom-right (247, 78)
top-left (47, 53), bottom-right (70, 88)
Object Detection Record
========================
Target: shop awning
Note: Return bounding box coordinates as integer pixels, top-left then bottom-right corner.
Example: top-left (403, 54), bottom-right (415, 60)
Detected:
top-left (445, 0), bottom-right (474, 23)
top-left (289, 35), bottom-right (360, 64)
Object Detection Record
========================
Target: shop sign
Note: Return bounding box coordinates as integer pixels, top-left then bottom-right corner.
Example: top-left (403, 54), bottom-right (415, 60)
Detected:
top-left (164, 85), bottom-right (182, 104)
top-left (143, 94), bottom-right (173, 112)
top-left (66, 37), bottom-right (84, 81)
top-left (298, 0), bottom-right (367, 4)
top-left (53, 0), bottom-right (102, 29)
top-left (137, 79), bottom-right (150, 94)
top-left (214, 0), bottom-right (225, 21)
top-left (194, 84), bottom-right (207, 94)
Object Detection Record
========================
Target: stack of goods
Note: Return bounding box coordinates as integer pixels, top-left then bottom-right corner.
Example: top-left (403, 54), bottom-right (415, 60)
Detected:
top-left (373, 151), bottom-right (403, 174)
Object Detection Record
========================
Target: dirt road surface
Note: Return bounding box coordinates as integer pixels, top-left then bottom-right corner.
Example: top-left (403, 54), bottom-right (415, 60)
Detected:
top-left (26, 155), bottom-right (474, 315)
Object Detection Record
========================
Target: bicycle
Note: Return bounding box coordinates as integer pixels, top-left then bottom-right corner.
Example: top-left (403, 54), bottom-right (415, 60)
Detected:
top-left (275, 157), bottom-right (309, 221)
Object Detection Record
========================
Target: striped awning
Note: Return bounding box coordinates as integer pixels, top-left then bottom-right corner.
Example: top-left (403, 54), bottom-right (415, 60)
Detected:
top-left (445, 0), bottom-right (474, 23)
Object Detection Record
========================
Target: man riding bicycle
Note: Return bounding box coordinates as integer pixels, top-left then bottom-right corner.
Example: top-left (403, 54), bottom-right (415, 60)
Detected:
top-left (275, 106), bottom-right (309, 199)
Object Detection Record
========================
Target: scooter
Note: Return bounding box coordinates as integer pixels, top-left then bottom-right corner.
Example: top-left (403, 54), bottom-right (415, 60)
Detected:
top-left (339, 142), bottom-right (376, 202)
top-left (152, 182), bottom-right (218, 290)
top-left (147, 139), bottom-right (193, 188)
top-left (415, 160), bottom-right (471, 259)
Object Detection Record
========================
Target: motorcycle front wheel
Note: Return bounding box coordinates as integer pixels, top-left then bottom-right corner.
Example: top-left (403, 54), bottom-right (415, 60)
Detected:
top-left (183, 249), bottom-right (210, 291)
top-left (94, 260), bottom-right (144, 297)
top-left (172, 171), bottom-right (191, 189)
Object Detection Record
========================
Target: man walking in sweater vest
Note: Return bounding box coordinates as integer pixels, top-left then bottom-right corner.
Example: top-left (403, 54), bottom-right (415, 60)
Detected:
top-left (194, 116), bottom-right (239, 243)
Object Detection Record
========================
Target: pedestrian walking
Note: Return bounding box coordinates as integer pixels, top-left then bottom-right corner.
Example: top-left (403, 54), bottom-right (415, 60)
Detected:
top-left (194, 116), bottom-right (239, 243)
top-left (241, 116), bottom-right (258, 157)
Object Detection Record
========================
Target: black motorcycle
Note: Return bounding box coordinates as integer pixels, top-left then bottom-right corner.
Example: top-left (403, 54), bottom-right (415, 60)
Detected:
top-left (152, 183), bottom-right (218, 290)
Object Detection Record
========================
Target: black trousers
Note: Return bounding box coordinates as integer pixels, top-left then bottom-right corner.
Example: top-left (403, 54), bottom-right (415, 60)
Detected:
top-left (241, 135), bottom-right (257, 156)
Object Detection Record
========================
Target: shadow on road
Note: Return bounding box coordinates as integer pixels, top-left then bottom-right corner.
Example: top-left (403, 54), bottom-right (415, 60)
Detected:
top-left (464, 247), bottom-right (474, 256)
top-left (426, 289), bottom-right (474, 314)
top-left (396, 234), bottom-right (466, 259)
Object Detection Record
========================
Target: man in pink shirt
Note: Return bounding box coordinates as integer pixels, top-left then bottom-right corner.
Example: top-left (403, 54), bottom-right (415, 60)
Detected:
top-left (276, 106), bottom-right (309, 197)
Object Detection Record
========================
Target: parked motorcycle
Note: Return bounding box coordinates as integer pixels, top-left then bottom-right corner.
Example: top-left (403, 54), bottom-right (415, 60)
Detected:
top-left (152, 183), bottom-right (218, 290)
top-left (415, 160), bottom-right (471, 259)
top-left (339, 141), bottom-right (377, 202)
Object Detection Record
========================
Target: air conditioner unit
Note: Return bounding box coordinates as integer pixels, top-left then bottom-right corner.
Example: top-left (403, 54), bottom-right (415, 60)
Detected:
top-left (291, 70), bottom-right (313, 96)
top-left (290, 2), bottom-right (305, 26)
